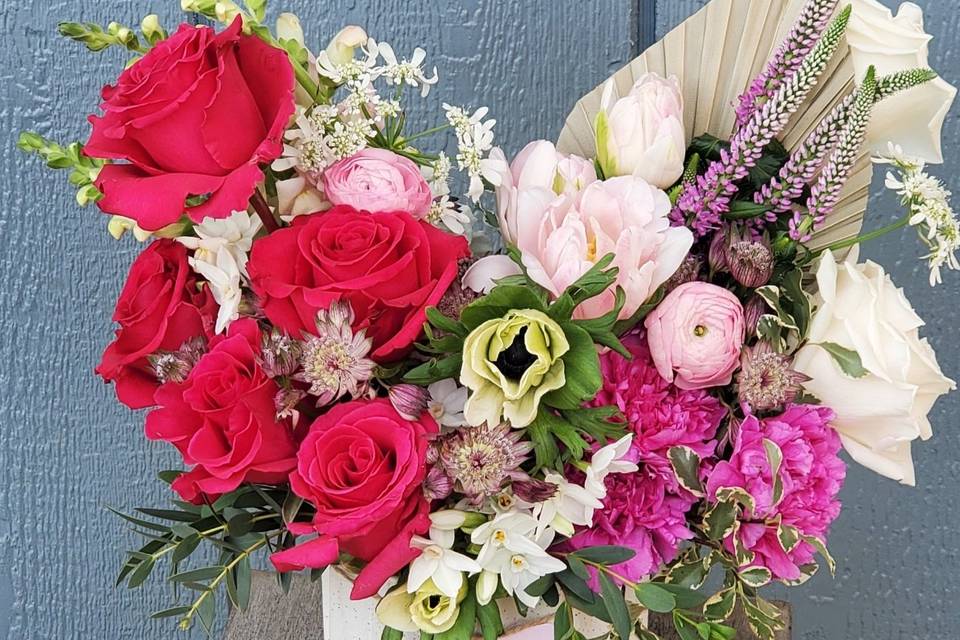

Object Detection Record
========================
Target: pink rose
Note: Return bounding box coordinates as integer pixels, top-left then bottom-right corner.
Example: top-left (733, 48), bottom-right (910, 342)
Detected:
top-left (321, 148), bottom-right (433, 217)
top-left (644, 282), bottom-right (745, 390)
top-left (517, 176), bottom-right (693, 320)
top-left (269, 399), bottom-right (437, 600)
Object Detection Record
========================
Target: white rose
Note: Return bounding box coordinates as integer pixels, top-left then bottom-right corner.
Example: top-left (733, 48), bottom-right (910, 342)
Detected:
top-left (793, 249), bottom-right (955, 486)
top-left (847, 0), bottom-right (957, 163)
top-left (595, 73), bottom-right (686, 189)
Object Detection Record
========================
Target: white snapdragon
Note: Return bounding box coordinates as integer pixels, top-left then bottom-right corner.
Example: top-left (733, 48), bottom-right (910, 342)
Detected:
top-left (407, 511), bottom-right (482, 598)
top-left (876, 144), bottom-right (959, 286)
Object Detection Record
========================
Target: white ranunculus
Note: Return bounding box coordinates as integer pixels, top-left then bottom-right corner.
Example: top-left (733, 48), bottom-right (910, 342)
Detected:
top-left (847, 0), bottom-right (957, 163)
top-left (595, 73), bottom-right (686, 188)
top-left (793, 249), bottom-right (955, 486)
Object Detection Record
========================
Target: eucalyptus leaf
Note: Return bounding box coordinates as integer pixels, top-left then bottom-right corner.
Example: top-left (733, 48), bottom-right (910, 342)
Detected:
top-left (599, 572), bottom-right (632, 640)
top-left (634, 583), bottom-right (677, 613)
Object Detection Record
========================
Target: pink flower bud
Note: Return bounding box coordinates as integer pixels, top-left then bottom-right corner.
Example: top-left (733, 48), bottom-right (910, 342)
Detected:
top-left (389, 383), bottom-right (430, 421)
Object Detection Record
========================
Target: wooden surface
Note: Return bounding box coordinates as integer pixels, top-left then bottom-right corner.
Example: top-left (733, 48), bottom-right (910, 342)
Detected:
top-left (0, 1), bottom-right (958, 639)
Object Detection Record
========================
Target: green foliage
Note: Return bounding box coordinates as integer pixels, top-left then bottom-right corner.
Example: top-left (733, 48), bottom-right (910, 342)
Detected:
top-left (815, 342), bottom-right (869, 378)
top-left (17, 133), bottom-right (105, 206)
top-left (111, 484), bottom-right (294, 634)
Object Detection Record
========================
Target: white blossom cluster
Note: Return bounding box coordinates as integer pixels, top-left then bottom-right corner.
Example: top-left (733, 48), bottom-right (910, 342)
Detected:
top-left (443, 104), bottom-right (500, 200)
top-left (878, 145), bottom-right (959, 286)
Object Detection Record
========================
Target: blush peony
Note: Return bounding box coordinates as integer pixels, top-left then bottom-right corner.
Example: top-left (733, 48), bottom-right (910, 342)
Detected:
top-left (517, 176), bottom-right (693, 320)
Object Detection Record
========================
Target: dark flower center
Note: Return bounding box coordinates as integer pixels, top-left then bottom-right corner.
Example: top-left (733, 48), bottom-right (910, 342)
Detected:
top-left (494, 327), bottom-right (537, 380)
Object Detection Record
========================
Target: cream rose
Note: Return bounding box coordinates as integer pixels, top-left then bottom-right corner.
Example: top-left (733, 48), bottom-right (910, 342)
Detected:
top-left (793, 249), bottom-right (955, 486)
top-left (847, 0), bottom-right (957, 163)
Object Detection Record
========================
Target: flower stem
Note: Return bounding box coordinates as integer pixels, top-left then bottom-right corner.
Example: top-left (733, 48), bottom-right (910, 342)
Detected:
top-left (400, 124), bottom-right (453, 145)
top-left (815, 215), bottom-right (910, 255)
top-left (250, 190), bottom-right (281, 233)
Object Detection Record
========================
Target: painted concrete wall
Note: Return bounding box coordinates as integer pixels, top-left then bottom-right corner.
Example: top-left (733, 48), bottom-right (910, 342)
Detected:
top-left (0, 0), bottom-right (956, 638)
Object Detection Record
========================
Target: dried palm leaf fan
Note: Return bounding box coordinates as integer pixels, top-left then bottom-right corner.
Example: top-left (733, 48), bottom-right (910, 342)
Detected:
top-left (557, 0), bottom-right (871, 251)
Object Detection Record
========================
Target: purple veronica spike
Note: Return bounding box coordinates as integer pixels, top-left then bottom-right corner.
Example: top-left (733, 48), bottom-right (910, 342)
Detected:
top-left (672, 6), bottom-right (852, 237)
top-left (735, 0), bottom-right (839, 130)
top-left (795, 67), bottom-right (877, 241)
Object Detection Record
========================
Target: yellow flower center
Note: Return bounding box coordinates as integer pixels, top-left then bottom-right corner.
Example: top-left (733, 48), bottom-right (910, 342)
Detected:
top-left (694, 324), bottom-right (708, 337)
top-left (493, 530), bottom-right (507, 545)
top-left (586, 235), bottom-right (598, 262)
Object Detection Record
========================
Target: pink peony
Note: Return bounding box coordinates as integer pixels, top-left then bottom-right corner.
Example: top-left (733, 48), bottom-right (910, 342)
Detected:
top-left (645, 282), bottom-right (745, 390)
top-left (561, 459), bottom-right (695, 587)
top-left (517, 176), bottom-right (693, 320)
top-left (589, 333), bottom-right (725, 460)
top-left (322, 148), bottom-right (433, 218)
top-left (706, 404), bottom-right (846, 581)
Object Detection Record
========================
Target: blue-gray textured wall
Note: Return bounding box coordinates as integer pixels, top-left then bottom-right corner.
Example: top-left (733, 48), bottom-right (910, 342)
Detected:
top-left (0, 1), bottom-right (955, 638)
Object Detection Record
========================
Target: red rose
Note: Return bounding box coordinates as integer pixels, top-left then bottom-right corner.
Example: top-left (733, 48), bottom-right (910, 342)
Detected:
top-left (269, 399), bottom-right (437, 600)
top-left (247, 207), bottom-right (469, 362)
top-left (84, 17), bottom-right (295, 231)
top-left (145, 318), bottom-right (298, 502)
top-left (97, 239), bottom-right (216, 409)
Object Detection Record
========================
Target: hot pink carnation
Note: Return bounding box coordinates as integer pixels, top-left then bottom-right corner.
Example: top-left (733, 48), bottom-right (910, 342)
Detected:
top-left (562, 459), bottom-right (695, 587)
top-left (706, 404), bottom-right (845, 581)
top-left (564, 335), bottom-right (725, 586)
top-left (589, 333), bottom-right (725, 460)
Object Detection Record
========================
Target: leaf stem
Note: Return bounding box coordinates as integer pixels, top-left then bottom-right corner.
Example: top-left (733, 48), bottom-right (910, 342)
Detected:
top-left (815, 215), bottom-right (910, 256)
top-left (399, 123), bottom-right (453, 145)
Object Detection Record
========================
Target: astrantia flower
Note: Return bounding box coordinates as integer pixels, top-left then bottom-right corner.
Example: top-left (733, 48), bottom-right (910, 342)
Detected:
top-left (588, 333), bottom-right (724, 460)
top-left (422, 466), bottom-right (454, 501)
top-left (439, 423), bottom-right (532, 501)
top-left (725, 226), bottom-right (774, 288)
top-left (293, 301), bottom-right (376, 406)
top-left (561, 458), bottom-right (696, 587)
top-left (706, 404), bottom-right (846, 582)
top-left (259, 330), bottom-right (302, 378)
top-left (148, 337), bottom-right (206, 384)
top-left (737, 342), bottom-right (810, 412)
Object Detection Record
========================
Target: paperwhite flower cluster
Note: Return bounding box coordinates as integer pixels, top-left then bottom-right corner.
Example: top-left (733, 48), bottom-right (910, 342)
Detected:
top-left (443, 104), bottom-right (499, 200)
top-left (878, 145), bottom-right (959, 286)
top-left (398, 435), bottom-right (635, 616)
top-left (177, 211), bottom-right (261, 334)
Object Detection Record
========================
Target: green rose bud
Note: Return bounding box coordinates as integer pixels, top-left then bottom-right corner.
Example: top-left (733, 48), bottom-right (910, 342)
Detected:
top-left (461, 309), bottom-right (569, 428)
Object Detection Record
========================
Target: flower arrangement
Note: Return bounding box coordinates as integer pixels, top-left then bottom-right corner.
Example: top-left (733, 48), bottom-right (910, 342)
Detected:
top-left (18, 0), bottom-right (958, 639)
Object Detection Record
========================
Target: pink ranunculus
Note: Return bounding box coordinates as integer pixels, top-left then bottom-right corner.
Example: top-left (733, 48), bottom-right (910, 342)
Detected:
top-left (706, 405), bottom-right (845, 581)
top-left (269, 399), bottom-right (438, 600)
top-left (85, 17), bottom-right (296, 231)
top-left (490, 141), bottom-right (597, 246)
top-left (322, 148), bottom-right (433, 218)
top-left (144, 319), bottom-right (298, 502)
top-left (644, 282), bottom-right (745, 390)
top-left (517, 176), bottom-right (694, 320)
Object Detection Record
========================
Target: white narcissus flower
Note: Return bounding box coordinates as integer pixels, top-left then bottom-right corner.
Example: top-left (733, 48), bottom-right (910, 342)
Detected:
top-left (480, 529), bottom-right (565, 608)
top-left (190, 250), bottom-right (242, 335)
top-left (596, 73), bottom-right (686, 189)
top-left (793, 249), bottom-right (956, 486)
top-left (177, 210), bottom-right (262, 278)
top-left (426, 379), bottom-right (468, 427)
top-left (470, 511), bottom-right (543, 568)
top-left (846, 0), bottom-right (957, 163)
top-left (407, 513), bottom-right (482, 598)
